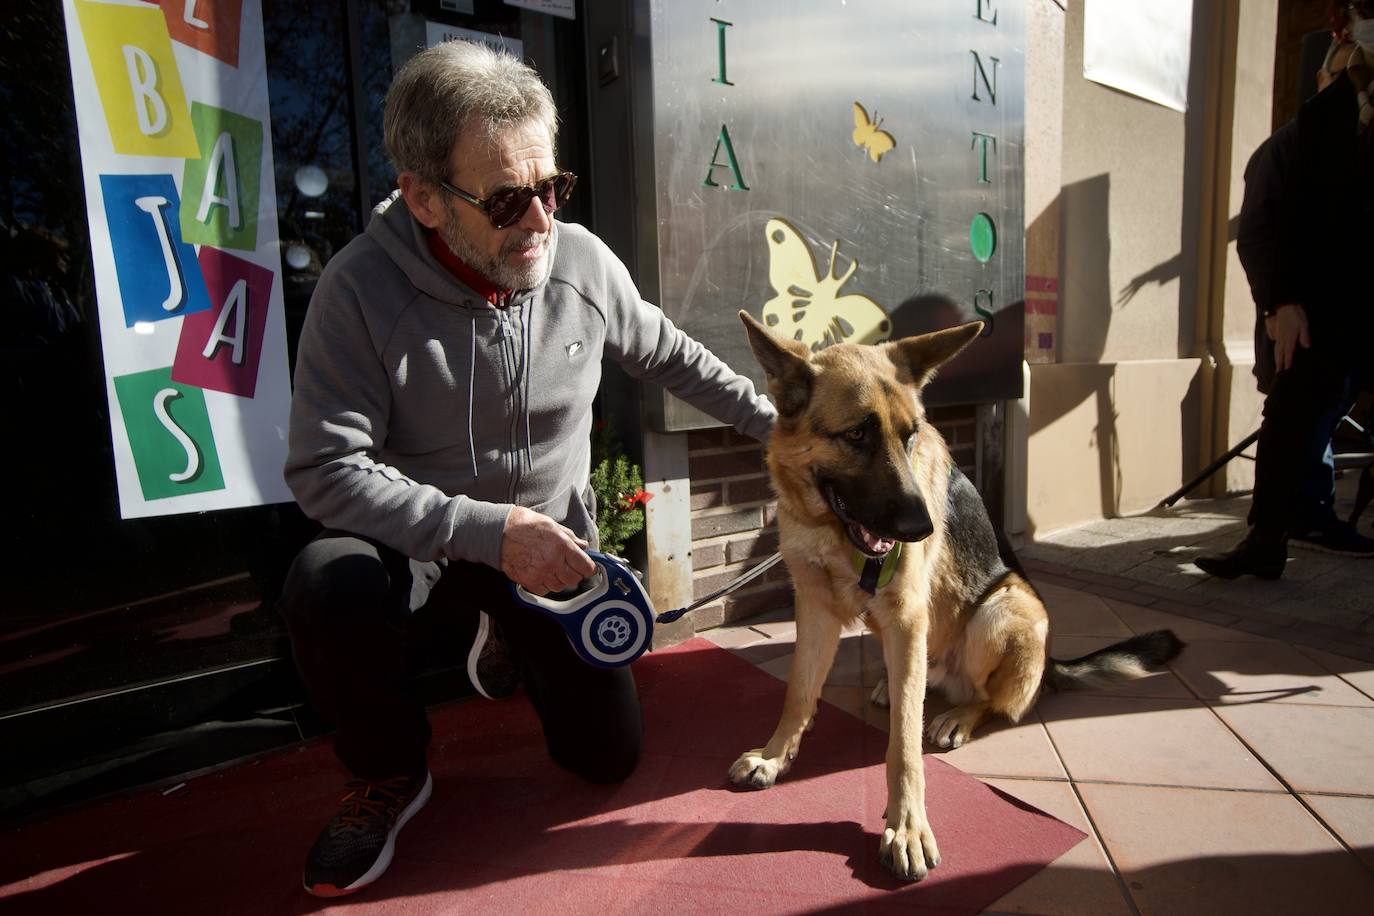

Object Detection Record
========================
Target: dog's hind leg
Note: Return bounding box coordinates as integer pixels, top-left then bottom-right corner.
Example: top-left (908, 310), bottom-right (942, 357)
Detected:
top-left (729, 596), bottom-right (843, 790)
top-left (926, 576), bottom-right (1047, 749)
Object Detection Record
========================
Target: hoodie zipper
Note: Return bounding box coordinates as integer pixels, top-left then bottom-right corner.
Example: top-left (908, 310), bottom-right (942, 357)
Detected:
top-left (499, 308), bottom-right (524, 502)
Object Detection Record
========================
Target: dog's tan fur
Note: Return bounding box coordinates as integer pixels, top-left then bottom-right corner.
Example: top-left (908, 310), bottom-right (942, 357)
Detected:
top-left (728, 313), bottom-right (1049, 882)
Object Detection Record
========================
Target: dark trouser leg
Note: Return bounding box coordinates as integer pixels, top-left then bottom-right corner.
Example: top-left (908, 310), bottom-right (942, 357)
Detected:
top-left (278, 531), bottom-right (440, 781)
top-left (1250, 350), bottom-right (1352, 540)
top-left (434, 562), bottom-right (643, 784)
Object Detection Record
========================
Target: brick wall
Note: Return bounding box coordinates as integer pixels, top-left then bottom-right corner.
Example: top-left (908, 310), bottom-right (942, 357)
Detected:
top-left (684, 405), bottom-right (980, 630)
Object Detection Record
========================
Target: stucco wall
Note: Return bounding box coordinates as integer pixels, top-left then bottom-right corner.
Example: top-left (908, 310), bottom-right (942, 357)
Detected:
top-left (1057, 0), bottom-right (1193, 365)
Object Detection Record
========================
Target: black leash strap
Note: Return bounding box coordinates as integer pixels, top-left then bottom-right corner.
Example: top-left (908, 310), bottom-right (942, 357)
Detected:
top-left (655, 552), bottom-right (784, 624)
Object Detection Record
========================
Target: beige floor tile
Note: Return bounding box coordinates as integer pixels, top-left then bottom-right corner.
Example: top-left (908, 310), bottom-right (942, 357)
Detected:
top-left (1039, 694), bottom-right (1281, 790)
top-left (824, 633), bottom-right (867, 687)
top-left (924, 700), bottom-right (1067, 779)
top-left (982, 778), bottom-right (1132, 916)
top-left (1102, 597), bottom-right (1276, 643)
top-left (1078, 783), bottom-right (1374, 916)
top-left (702, 624), bottom-right (769, 650)
top-left (1214, 703), bottom-right (1374, 795)
top-left (1170, 640), bottom-right (1374, 707)
top-left (729, 639), bottom-right (795, 669)
top-left (1301, 794), bottom-right (1374, 872)
top-left (748, 617), bottom-right (797, 641)
top-left (1038, 583), bottom-right (1135, 638)
top-left (1050, 636), bottom-right (1195, 699)
top-left (1293, 645), bottom-right (1374, 702)
top-left (757, 650), bottom-right (793, 683)
top-left (819, 683), bottom-right (865, 720)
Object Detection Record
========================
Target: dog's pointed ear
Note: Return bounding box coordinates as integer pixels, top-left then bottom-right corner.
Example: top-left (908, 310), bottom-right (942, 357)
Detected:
top-left (740, 310), bottom-right (814, 418)
top-left (887, 320), bottom-right (984, 389)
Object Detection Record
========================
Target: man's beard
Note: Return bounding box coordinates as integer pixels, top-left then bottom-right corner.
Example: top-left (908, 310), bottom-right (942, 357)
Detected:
top-left (438, 209), bottom-right (549, 291)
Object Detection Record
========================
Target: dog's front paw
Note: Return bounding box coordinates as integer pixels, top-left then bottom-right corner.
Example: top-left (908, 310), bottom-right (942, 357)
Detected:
top-left (879, 814), bottom-right (940, 882)
top-left (728, 749), bottom-right (787, 789)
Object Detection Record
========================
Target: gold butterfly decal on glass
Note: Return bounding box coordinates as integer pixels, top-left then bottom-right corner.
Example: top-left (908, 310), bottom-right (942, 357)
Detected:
top-left (761, 218), bottom-right (891, 353)
top-left (852, 101), bottom-right (895, 163)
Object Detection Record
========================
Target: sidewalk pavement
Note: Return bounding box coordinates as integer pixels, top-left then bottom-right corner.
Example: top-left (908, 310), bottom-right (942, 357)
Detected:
top-left (701, 480), bottom-right (1374, 915)
top-left (1017, 470), bottom-right (1374, 663)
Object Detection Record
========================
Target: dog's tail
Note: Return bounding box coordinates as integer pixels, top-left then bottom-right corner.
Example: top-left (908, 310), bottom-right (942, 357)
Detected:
top-left (1046, 630), bottom-right (1185, 692)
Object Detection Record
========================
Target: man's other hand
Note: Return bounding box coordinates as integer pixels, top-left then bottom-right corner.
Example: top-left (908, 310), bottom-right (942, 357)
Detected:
top-left (1271, 303), bottom-right (1311, 373)
top-left (501, 506), bottom-right (596, 596)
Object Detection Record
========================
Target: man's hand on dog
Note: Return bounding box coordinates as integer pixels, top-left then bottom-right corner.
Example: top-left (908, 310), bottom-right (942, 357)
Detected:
top-left (501, 506), bottom-right (595, 595)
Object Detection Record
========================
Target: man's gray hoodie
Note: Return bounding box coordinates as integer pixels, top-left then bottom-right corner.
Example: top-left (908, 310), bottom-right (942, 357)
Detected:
top-left (284, 193), bottom-right (776, 569)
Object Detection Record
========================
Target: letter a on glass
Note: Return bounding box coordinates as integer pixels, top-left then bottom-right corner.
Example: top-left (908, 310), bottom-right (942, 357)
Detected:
top-left (702, 124), bottom-right (750, 190)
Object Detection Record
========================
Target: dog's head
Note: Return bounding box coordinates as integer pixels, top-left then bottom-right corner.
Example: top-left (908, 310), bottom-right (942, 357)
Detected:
top-left (740, 310), bottom-right (982, 557)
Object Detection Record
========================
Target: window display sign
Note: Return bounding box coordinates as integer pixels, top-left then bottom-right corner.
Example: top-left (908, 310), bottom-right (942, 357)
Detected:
top-left (61, 0), bottom-right (293, 518)
top-left (648, 0), bottom-right (1025, 426)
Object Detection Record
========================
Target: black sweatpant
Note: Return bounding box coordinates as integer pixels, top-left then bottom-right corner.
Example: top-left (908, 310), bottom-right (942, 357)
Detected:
top-left (278, 530), bottom-right (642, 783)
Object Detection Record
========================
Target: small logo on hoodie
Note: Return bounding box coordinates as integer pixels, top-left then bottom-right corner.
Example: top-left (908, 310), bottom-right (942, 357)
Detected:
top-left (566, 340), bottom-right (584, 358)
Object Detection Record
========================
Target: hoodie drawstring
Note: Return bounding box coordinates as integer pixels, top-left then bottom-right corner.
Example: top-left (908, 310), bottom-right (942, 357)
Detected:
top-left (468, 315), bottom-right (478, 480)
top-left (522, 306), bottom-right (534, 472)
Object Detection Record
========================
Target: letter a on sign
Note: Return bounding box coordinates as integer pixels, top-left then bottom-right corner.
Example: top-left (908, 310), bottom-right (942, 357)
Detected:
top-left (181, 102), bottom-right (264, 251)
top-left (172, 247), bottom-right (275, 398)
top-left (75, 0), bottom-right (199, 157)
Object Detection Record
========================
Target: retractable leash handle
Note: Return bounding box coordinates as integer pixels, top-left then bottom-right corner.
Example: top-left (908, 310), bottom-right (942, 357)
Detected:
top-left (509, 550), bottom-right (785, 669)
top-left (510, 551), bottom-right (655, 669)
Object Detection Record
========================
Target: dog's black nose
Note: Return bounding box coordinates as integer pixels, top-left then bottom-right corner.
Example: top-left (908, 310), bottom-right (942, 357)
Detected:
top-left (892, 500), bottom-right (934, 543)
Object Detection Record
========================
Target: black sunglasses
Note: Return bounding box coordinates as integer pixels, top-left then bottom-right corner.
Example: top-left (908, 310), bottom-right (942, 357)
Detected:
top-left (438, 171), bottom-right (577, 229)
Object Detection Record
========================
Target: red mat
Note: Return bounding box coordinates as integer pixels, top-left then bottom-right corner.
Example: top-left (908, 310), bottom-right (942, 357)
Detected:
top-left (0, 638), bottom-right (1084, 914)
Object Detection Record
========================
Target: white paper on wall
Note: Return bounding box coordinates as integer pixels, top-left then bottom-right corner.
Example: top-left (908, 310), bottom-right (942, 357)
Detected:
top-left (1083, 0), bottom-right (1193, 113)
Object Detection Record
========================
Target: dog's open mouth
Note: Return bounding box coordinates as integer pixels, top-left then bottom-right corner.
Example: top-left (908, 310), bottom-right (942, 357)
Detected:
top-left (823, 483), bottom-right (897, 559)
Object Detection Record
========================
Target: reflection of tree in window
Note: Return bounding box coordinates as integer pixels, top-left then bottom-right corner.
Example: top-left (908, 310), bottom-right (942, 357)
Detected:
top-left (263, 0), bottom-right (355, 278)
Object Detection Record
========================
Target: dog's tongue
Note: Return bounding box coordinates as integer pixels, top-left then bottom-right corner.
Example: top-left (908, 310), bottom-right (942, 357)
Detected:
top-left (856, 523), bottom-right (896, 556)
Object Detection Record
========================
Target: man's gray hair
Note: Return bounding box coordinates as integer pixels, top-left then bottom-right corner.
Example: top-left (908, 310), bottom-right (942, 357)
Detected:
top-left (384, 40), bottom-right (558, 186)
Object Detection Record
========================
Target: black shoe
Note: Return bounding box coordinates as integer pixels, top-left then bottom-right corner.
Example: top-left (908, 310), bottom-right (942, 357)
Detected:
top-left (1194, 533), bottom-right (1287, 580)
top-left (1289, 518), bottom-right (1374, 557)
top-left (468, 611), bottom-right (518, 700)
top-left (303, 770), bottom-right (432, 898)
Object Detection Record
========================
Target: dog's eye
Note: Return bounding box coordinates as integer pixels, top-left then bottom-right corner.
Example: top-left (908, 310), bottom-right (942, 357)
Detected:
top-left (844, 426), bottom-right (865, 442)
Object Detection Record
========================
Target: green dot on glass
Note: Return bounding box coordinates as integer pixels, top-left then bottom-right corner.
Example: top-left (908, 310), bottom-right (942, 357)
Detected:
top-left (969, 212), bottom-right (996, 263)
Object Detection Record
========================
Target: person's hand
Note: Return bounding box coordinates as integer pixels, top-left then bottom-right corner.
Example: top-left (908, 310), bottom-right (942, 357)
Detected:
top-left (500, 505), bottom-right (596, 596)
top-left (1270, 303), bottom-right (1310, 374)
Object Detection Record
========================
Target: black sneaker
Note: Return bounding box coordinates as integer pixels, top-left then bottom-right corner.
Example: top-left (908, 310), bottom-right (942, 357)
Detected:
top-left (467, 611), bottom-right (518, 700)
top-left (303, 770), bottom-right (432, 898)
top-left (1289, 519), bottom-right (1374, 557)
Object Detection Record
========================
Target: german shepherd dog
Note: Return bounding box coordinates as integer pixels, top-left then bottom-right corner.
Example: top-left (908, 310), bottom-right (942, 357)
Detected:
top-left (731, 312), bottom-right (1183, 882)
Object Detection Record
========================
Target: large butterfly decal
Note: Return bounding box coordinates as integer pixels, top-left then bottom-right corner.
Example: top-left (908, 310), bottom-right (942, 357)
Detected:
top-left (761, 218), bottom-right (891, 353)
top-left (852, 101), bottom-right (895, 163)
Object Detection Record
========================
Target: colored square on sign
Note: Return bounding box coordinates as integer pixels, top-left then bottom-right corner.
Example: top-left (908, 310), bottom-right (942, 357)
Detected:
top-left (158, 0), bottom-right (245, 68)
top-left (113, 367), bottom-right (225, 501)
top-left (75, 0), bottom-right (199, 158)
top-left (180, 102), bottom-right (263, 251)
top-left (101, 173), bottom-right (212, 327)
top-left (172, 248), bottom-right (274, 398)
